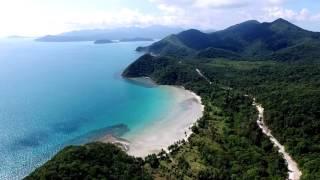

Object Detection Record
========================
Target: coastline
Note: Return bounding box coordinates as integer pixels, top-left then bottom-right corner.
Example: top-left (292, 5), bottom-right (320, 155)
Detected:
top-left (99, 78), bottom-right (204, 157)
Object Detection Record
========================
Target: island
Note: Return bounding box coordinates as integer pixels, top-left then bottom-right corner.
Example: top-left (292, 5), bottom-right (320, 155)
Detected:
top-left (93, 39), bottom-right (114, 44)
top-left (27, 18), bottom-right (320, 180)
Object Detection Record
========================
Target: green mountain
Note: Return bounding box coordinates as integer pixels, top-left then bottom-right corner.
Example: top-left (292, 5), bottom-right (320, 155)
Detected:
top-left (138, 18), bottom-right (320, 62)
top-left (29, 19), bottom-right (320, 180)
top-left (136, 34), bottom-right (196, 57)
top-left (124, 19), bottom-right (320, 179)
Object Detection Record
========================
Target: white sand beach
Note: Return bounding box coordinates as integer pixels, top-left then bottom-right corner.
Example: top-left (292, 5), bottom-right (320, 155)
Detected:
top-left (122, 85), bottom-right (204, 157)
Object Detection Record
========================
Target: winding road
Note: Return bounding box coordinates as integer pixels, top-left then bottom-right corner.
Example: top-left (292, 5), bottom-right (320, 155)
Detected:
top-left (195, 68), bottom-right (302, 179)
top-left (253, 99), bottom-right (302, 180)
top-left (196, 69), bottom-right (302, 180)
top-left (196, 68), bottom-right (212, 84)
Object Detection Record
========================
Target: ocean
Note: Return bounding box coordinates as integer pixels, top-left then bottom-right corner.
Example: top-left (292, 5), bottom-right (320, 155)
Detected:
top-left (0, 39), bottom-right (174, 179)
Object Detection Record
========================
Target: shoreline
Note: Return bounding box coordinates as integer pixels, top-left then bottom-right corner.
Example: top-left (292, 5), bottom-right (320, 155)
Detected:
top-left (99, 78), bottom-right (204, 157)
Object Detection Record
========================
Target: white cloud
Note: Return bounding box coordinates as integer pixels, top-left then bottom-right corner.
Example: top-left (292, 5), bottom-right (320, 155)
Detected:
top-left (310, 13), bottom-right (320, 21)
top-left (0, 2), bottom-right (173, 37)
top-left (0, 0), bottom-right (319, 36)
top-left (151, 0), bottom-right (251, 9)
top-left (194, 0), bottom-right (250, 9)
top-left (262, 7), bottom-right (320, 32)
top-left (0, 1), bottom-right (66, 36)
top-left (263, 7), bottom-right (312, 22)
top-left (148, 0), bottom-right (320, 30)
top-left (268, 0), bottom-right (285, 5)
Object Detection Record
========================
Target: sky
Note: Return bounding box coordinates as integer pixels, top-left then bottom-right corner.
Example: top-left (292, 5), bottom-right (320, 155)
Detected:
top-left (0, 0), bottom-right (319, 37)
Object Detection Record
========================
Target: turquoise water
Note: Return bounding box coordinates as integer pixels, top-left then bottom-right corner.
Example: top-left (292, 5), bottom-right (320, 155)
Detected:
top-left (0, 39), bottom-right (173, 179)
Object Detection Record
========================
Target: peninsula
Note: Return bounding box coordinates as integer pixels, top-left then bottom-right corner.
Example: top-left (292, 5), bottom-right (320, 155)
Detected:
top-left (27, 19), bottom-right (320, 180)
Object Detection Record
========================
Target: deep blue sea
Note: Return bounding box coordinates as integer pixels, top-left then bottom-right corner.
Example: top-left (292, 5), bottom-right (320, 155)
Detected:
top-left (0, 39), bottom-right (173, 179)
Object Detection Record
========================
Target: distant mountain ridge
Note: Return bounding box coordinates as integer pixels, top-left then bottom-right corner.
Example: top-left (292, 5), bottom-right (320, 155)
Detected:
top-left (29, 18), bottom-right (320, 179)
top-left (94, 38), bottom-right (154, 44)
top-left (36, 26), bottom-right (183, 42)
top-left (138, 18), bottom-right (320, 62)
top-left (119, 37), bottom-right (154, 42)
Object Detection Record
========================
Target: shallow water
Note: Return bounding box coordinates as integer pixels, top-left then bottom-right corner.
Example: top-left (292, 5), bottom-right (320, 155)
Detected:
top-left (0, 39), bottom-right (174, 179)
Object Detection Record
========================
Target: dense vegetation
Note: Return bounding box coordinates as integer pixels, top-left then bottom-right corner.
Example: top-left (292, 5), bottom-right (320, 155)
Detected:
top-left (196, 60), bottom-right (320, 180)
top-left (26, 143), bottom-right (152, 180)
top-left (28, 68), bottom-right (289, 179)
top-left (125, 19), bottom-right (320, 179)
top-left (137, 18), bottom-right (320, 63)
top-left (29, 19), bottom-right (320, 179)
top-left (149, 84), bottom-right (288, 179)
top-left (123, 53), bottom-right (320, 179)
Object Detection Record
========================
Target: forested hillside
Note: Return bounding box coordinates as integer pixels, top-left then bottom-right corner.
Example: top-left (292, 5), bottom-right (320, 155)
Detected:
top-left (29, 19), bottom-right (320, 179)
top-left (125, 19), bottom-right (320, 179)
top-left (137, 18), bottom-right (320, 62)
top-left (123, 55), bottom-right (320, 179)
top-left (26, 143), bottom-right (152, 180)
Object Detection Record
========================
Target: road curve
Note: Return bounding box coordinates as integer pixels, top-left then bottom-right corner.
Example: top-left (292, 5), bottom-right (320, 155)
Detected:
top-left (253, 99), bottom-right (302, 180)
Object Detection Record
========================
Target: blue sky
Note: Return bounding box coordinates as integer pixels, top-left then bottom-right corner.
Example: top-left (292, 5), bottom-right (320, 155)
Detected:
top-left (287, 0), bottom-right (318, 12)
top-left (0, 0), bottom-right (319, 36)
